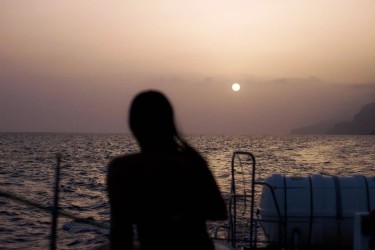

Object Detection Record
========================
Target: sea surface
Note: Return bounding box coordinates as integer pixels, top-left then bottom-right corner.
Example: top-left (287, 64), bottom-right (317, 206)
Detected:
top-left (0, 133), bottom-right (375, 249)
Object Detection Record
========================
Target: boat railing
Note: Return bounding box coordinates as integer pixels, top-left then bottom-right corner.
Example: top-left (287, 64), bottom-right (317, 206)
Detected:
top-left (214, 151), bottom-right (288, 250)
top-left (0, 154), bottom-right (110, 250)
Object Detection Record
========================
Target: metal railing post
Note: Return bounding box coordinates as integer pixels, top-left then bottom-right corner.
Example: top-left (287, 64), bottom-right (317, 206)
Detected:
top-left (50, 153), bottom-right (62, 250)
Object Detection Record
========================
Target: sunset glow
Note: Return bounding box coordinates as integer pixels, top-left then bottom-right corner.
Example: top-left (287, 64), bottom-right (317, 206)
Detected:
top-left (1, 0), bottom-right (375, 134)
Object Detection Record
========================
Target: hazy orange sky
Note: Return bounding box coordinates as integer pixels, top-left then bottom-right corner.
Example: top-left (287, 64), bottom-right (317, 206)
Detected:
top-left (1, 0), bottom-right (375, 134)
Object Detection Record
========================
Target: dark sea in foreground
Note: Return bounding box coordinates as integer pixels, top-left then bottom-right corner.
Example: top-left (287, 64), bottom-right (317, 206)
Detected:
top-left (0, 133), bottom-right (374, 249)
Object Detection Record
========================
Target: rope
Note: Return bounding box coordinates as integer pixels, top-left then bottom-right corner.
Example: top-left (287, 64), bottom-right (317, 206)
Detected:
top-left (332, 176), bottom-right (343, 246)
top-left (308, 175), bottom-right (314, 247)
top-left (362, 175), bottom-right (371, 212)
top-left (0, 189), bottom-right (109, 230)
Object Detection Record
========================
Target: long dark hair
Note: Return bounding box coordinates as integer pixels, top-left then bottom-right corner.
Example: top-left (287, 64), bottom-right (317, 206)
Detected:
top-left (129, 90), bottom-right (193, 153)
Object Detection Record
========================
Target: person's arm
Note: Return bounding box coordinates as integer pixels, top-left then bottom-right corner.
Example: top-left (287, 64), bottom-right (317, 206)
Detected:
top-left (191, 155), bottom-right (227, 221)
top-left (107, 160), bottom-right (133, 250)
top-left (200, 163), bottom-right (228, 220)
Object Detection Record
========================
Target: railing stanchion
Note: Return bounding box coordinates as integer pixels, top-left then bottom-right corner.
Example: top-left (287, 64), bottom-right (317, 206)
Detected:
top-left (50, 153), bottom-right (62, 250)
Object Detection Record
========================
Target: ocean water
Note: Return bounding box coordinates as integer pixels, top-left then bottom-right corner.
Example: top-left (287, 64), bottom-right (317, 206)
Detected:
top-left (0, 133), bottom-right (375, 249)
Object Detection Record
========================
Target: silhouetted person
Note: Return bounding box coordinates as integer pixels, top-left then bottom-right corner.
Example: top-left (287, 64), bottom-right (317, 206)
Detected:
top-left (107, 90), bottom-right (227, 250)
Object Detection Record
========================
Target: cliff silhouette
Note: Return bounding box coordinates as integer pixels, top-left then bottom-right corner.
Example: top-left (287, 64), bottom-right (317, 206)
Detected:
top-left (290, 120), bottom-right (339, 135)
top-left (291, 101), bottom-right (375, 135)
top-left (327, 101), bottom-right (375, 135)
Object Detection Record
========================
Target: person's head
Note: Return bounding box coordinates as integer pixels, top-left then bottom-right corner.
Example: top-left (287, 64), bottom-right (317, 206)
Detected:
top-left (129, 90), bottom-right (178, 151)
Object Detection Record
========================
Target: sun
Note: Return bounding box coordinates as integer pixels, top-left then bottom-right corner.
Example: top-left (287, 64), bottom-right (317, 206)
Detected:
top-left (232, 83), bottom-right (240, 92)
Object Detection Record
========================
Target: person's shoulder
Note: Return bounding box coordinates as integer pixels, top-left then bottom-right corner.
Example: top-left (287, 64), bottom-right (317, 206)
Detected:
top-left (108, 153), bottom-right (143, 171)
top-left (107, 154), bottom-right (144, 187)
top-left (180, 147), bottom-right (208, 167)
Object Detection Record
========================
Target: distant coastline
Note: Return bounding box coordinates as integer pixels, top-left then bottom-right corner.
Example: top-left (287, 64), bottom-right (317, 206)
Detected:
top-left (291, 101), bottom-right (375, 135)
